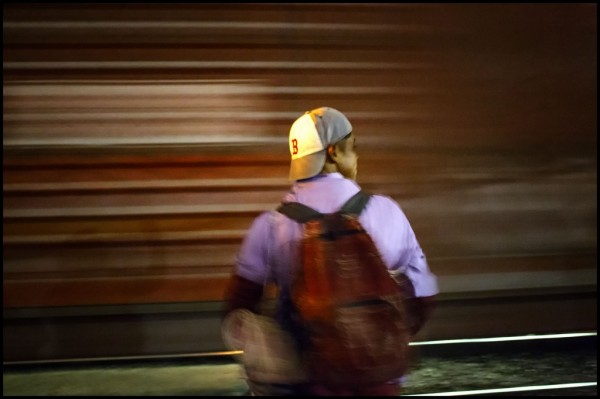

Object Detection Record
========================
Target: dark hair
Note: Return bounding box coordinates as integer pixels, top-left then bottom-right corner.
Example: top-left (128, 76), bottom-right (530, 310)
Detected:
top-left (335, 132), bottom-right (353, 151)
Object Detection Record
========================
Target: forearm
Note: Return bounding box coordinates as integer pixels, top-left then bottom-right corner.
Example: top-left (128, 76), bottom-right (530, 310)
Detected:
top-left (390, 272), bottom-right (436, 336)
top-left (404, 295), bottom-right (437, 337)
top-left (223, 274), bottom-right (265, 316)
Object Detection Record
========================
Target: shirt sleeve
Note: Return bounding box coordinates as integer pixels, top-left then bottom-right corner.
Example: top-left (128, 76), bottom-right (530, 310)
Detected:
top-left (371, 195), bottom-right (439, 298)
top-left (234, 212), bottom-right (272, 284)
top-left (402, 242), bottom-right (439, 298)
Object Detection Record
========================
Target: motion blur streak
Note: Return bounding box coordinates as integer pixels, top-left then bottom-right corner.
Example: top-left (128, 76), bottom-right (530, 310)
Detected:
top-left (405, 382), bottom-right (598, 396)
top-left (3, 3), bottom-right (596, 362)
top-left (410, 332), bottom-right (597, 345)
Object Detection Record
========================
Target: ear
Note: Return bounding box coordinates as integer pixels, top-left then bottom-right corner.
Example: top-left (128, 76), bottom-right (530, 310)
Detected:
top-left (326, 144), bottom-right (338, 162)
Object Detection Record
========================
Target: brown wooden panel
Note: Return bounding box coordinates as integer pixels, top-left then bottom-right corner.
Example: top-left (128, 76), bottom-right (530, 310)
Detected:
top-left (3, 243), bottom-right (240, 274)
top-left (3, 3), bottom-right (596, 313)
top-left (3, 276), bottom-right (231, 308)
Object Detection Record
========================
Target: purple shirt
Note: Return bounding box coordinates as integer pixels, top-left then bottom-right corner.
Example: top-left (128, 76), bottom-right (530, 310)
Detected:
top-left (235, 173), bottom-right (438, 298)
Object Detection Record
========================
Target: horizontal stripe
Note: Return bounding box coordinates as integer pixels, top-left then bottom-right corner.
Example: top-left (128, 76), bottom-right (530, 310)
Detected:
top-left (406, 382), bottom-right (597, 396)
top-left (3, 111), bottom-right (421, 121)
top-left (4, 21), bottom-right (428, 32)
top-left (3, 203), bottom-right (270, 218)
top-left (439, 269), bottom-right (597, 292)
top-left (3, 61), bottom-right (428, 70)
top-left (3, 136), bottom-right (285, 147)
top-left (411, 331), bottom-right (597, 346)
top-left (3, 83), bottom-right (424, 96)
top-left (3, 230), bottom-right (247, 245)
top-left (3, 178), bottom-right (288, 192)
top-left (11, 269), bottom-right (588, 292)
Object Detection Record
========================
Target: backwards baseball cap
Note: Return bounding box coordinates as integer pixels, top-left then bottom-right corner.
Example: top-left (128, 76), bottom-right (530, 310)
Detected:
top-left (288, 107), bottom-right (353, 181)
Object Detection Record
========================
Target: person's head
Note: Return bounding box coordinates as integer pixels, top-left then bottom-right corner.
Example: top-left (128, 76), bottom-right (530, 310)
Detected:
top-left (288, 107), bottom-right (358, 181)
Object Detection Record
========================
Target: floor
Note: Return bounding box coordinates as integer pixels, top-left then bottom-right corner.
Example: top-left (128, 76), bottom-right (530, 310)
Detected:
top-left (3, 335), bottom-right (596, 396)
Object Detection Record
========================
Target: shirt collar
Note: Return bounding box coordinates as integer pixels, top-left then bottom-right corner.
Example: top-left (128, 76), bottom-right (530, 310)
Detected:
top-left (296, 172), bottom-right (344, 183)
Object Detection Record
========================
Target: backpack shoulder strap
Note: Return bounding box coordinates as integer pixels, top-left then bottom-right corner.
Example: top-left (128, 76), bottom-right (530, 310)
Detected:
top-left (277, 202), bottom-right (322, 223)
top-left (340, 190), bottom-right (371, 216)
top-left (277, 191), bottom-right (371, 222)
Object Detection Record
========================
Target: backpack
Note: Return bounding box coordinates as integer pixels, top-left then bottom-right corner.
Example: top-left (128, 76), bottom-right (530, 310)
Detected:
top-left (277, 191), bottom-right (410, 387)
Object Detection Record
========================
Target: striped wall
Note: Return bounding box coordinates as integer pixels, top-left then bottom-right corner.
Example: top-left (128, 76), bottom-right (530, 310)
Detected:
top-left (3, 4), bottom-right (597, 311)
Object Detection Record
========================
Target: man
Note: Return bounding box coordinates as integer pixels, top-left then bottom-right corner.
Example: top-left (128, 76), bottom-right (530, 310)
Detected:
top-left (224, 106), bottom-right (438, 395)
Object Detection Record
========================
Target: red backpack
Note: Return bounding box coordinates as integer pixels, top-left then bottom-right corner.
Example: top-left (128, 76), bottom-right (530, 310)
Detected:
top-left (277, 191), bottom-right (409, 387)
